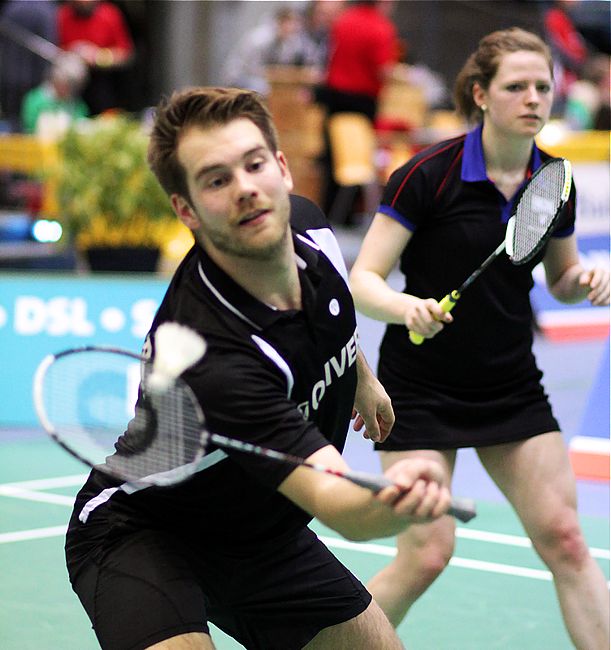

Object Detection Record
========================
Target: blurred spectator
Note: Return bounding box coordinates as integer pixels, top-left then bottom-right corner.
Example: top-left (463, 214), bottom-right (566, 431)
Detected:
top-left (315, 0), bottom-right (400, 225)
top-left (58, 0), bottom-right (134, 115)
top-left (303, 0), bottom-right (346, 69)
top-left (21, 51), bottom-right (89, 136)
top-left (542, 0), bottom-right (589, 111)
top-left (0, 0), bottom-right (58, 132)
top-left (565, 53), bottom-right (611, 130)
top-left (223, 7), bottom-right (321, 96)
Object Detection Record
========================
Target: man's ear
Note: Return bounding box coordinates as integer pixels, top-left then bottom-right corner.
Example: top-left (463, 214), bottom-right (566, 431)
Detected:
top-left (276, 151), bottom-right (294, 192)
top-left (171, 194), bottom-right (199, 230)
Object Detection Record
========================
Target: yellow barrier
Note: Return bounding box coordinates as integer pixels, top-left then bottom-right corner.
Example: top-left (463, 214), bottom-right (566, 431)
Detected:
top-left (537, 129), bottom-right (610, 162)
top-left (0, 134), bottom-right (57, 173)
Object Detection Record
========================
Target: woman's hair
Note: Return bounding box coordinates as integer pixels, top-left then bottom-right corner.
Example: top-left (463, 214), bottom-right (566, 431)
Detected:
top-left (147, 87), bottom-right (279, 201)
top-left (453, 27), bottom-right (553, 123)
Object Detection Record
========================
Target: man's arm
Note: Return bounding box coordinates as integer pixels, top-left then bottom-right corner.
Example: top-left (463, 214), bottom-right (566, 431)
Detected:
top-left (278, 443), bottom-right (451, 541)
top-left (351, 349), bottom-right (394, 443)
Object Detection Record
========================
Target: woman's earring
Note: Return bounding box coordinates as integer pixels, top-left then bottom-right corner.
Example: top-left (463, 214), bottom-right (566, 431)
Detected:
top-left (481, 104), bottom-right (488, 112)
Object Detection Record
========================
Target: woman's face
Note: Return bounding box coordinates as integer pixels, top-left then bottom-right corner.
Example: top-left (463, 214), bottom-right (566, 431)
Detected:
top-left (474, 50), bottom-right (554, 139)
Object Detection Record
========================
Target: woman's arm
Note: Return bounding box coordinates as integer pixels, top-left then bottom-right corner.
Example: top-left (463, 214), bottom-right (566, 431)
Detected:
top-left (543, 235), bottom-right (610, 306)
top-left (349, 213), bottom-right (453, 338)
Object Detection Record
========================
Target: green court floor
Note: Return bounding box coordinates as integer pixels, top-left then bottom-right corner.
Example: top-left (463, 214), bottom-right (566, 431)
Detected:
top-left (1, 431), bottom-right (608, 650)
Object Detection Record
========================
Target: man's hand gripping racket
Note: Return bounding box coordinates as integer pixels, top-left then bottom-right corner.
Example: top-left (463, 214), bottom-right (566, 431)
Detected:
top-left (410, 158), bottom-right (572, 344)
top-left (33, 322), bottom-right (476, 522)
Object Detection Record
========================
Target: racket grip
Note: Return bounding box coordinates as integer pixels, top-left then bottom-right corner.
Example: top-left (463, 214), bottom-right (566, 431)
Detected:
top-left (408, 291), bottom-right (461, 345)
top-left (346, 471), bottom-right (477, 523)
top-left (448, 497), bottom-right (477, 523)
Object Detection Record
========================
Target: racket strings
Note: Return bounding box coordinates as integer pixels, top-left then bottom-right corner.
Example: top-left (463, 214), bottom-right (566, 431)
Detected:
top-left (512, 161), bottom-right (566, 263)
top-left (105, 381), bottom-right (208, 484)
top-left (40, 349), bottom-right (209, 485)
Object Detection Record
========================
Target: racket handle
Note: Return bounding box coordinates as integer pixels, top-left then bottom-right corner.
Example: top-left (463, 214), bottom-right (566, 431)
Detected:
top-left (408, 291), bottom-right (461, 345)
top-left (344, 471), bottom-right (476, 523)
top-left (448, 497), bottom-right (477, 523)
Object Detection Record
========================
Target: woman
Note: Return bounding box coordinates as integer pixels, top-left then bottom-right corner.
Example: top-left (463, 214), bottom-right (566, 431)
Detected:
top-left (349, 27), bottom-right (609, 649)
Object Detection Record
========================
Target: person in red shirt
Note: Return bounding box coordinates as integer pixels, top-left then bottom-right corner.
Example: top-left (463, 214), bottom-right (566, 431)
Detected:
top-left (58, 0), bottom-right (134, 115)
top-left (316, 0), bottom-right (400, 225)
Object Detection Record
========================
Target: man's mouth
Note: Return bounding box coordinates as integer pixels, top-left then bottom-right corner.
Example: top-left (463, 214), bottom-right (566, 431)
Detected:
top-left (238, 209), bottom-right (269, 226)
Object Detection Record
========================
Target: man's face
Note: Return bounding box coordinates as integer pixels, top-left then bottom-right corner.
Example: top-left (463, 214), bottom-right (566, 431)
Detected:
top-left (172, 118), bottom-right (294, 263)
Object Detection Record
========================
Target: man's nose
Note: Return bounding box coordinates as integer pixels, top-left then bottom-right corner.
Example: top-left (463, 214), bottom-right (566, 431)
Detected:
top-left (234, 171), bottom-right (258, 202)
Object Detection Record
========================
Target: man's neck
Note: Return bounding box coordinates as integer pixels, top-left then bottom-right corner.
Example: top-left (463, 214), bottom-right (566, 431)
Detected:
top-left (205, 239), bottom-right (302, 311)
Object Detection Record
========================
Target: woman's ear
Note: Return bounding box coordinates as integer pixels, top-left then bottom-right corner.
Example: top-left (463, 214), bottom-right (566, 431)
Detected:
top-left (472, 82), bottom-right (487, 111)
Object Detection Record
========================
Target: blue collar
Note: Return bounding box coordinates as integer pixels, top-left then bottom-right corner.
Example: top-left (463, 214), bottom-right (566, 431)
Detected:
top-left (461, 123), bottom-right (543, 182)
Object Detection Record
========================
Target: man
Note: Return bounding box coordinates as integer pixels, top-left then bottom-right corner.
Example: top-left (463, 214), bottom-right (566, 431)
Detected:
top-left (65, 86), bottom-right (451, 650)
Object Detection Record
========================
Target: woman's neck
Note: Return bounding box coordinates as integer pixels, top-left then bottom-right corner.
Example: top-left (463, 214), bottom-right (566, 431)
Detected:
top-left (481, 124), bottom-right (535, 199)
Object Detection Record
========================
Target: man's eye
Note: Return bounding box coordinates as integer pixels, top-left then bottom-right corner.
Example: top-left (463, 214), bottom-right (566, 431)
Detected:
top-left (248, 159), bottom-right (265, 172)
top-left (207, 176), bottom-right (228, 189)
top-left (537, 83), bottom-right (551, 93)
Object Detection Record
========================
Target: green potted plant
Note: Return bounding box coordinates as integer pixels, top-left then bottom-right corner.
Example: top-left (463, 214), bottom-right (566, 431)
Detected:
top-left (48, 113), bottom-right (178, 271)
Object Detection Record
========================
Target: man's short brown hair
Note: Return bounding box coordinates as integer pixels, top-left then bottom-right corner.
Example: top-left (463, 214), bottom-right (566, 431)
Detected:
top-left (147, 87), bottom-right (279, 201)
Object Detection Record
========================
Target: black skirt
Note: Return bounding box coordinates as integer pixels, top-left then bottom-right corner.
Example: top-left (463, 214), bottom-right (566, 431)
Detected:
top-left (375, 355), bottom-right (560, 451)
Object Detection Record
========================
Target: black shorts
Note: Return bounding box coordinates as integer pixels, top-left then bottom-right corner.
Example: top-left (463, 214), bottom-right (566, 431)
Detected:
top-left (68, 524), bottom-right (371, 650)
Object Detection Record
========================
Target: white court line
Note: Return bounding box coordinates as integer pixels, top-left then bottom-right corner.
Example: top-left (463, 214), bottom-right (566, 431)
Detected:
top-left (0, 525), bottom-right (66, 544)
top-left (320, 536), bottom-right (553, 581)
top-left (0, 474), bottom-right (609, 562)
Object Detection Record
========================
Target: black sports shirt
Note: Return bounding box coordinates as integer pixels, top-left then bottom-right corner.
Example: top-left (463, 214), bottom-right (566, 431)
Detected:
top-left (67, 195), bottom-right (359, 553)
top-left (377, 125), bottom-right (576, 389)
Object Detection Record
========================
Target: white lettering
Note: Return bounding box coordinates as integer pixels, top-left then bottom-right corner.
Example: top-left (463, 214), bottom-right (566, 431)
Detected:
top-left (71, 298), bottom-right (95, 336)
top-left (311, 380), bottom-right (326, 410)
top-left (329, 348), bottom-right (346, 377)
top-left (13, 296), bottom-right (94, 336)
top-left (301, 328), bottom-right (359, 418)
top-left (131, 299), bottom-right (158, 338)
top-left (14, 296), bottom-right (46, 335)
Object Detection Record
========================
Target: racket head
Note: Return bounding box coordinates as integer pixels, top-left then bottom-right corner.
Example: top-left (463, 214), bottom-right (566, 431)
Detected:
top-left (506, 157), bottom-right (572, 264)
top-left (32, 346), bottom-right (209, 487)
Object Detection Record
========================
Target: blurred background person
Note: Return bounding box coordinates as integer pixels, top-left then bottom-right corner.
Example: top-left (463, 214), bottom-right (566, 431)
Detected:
top-left (315, 0), bottom-right (401, 226)
top-left (223, 7), bottom-right (321, 96)
top-left (542, 0), bottom-right (590, 113)
top-left (58, 0), bottom-right (134, 115)
top-left (21, 51), bottom-right (89, 136)
top-left (303, 0), bottom-right (346, 70)
top-left (0, 0), bottom-right (58, 132)
top-left (565, 52), bottom-right (611, 130)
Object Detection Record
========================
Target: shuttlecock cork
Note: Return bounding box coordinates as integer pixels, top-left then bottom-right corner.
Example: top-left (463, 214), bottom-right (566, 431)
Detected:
top-left (148, 322), bottom-right (207, 392)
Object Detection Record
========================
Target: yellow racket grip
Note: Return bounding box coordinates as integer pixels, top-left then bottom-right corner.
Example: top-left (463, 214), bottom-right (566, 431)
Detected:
top-left (408, 291), bottom-right (461, 345)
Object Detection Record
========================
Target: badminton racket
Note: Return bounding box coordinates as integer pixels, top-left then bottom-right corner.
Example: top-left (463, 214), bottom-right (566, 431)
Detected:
top-left (410, 157), bottom-right (572, 344)
top-left (32, 323), bottom-right (476, 522)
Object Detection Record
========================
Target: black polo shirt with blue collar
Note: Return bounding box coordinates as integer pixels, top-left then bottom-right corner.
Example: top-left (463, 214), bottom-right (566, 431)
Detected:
top-left (67, 195), bottom-right (359, 551)
top-left (376, 125), bottom-right (576, 389)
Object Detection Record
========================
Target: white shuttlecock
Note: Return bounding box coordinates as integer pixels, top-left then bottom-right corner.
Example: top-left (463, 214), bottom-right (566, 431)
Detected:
top-left (148, 322), bottom-right (207, 392)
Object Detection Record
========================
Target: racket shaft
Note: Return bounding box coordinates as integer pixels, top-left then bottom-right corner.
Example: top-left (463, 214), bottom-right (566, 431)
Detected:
top-left (409, 240), bottom-right (505, 345)
top-left (209, 434), bottom-right (475, 522)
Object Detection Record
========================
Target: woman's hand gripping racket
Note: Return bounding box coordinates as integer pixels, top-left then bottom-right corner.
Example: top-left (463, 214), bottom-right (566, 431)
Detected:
top-left (33, 322), bottom-right (476, 522)
top-left (410, 157), bottom-right (573, 344)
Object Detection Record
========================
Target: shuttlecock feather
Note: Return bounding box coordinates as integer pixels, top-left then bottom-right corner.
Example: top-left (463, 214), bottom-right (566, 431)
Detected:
top-left (148, 322), bottom-right (207, 391)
